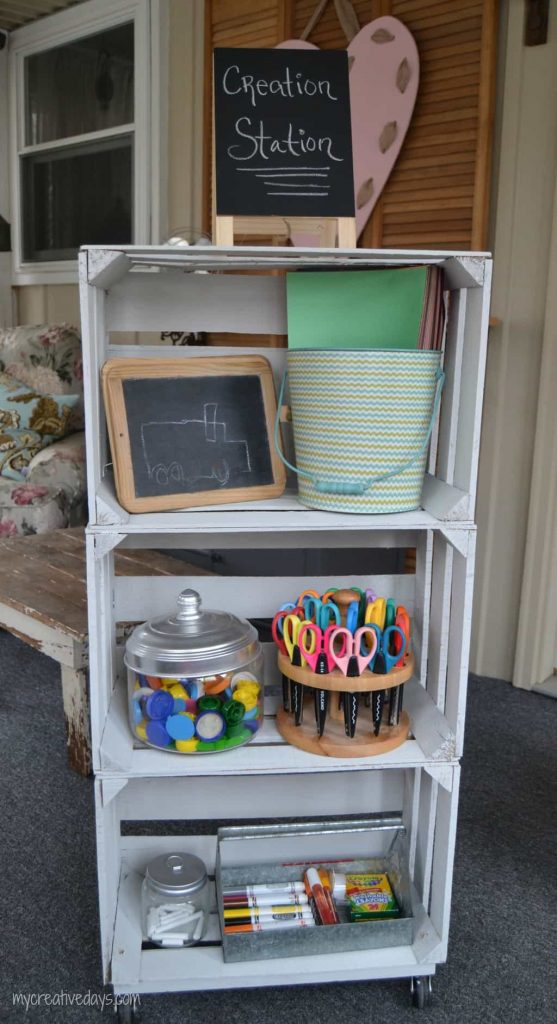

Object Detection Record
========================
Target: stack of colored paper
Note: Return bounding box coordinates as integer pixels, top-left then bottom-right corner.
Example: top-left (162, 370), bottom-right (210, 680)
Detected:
top-left (286, 265), bottom-right (446, 352)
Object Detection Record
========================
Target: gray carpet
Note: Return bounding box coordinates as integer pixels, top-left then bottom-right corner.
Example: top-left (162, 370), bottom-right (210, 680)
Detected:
top-left (1, 628), bottom-right (556, 1023)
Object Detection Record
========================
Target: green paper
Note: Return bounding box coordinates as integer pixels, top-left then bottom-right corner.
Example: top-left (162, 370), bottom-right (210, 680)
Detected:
top-left (286, 267), bottom-right (428, 350)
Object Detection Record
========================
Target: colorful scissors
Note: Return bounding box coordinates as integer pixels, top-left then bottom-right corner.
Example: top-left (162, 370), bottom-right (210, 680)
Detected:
top-left (365, 597), bottom-right (386, 631)
top-left (283, 614), bottom-right (315, 725)
top-left (330, 626), bottom-right (377, 677)
top-left (296, 588), bottom-right (320, 606)
top-left (297, 623), bottom-right (342, 736)
top-left (345, 600), bottom-right (360, 634)
top-left (328, 626), bottom-right (377, 738)
top-left (388, 607), bottom-right (411, 726)
top-left (358, 587), bottom-right (377, 626)
top-left (370, 625), bottom-right (407, 736)
top-left (303, 596), bottom-right (341, 631)
top-left (272, 607), bottom-right (304, 711)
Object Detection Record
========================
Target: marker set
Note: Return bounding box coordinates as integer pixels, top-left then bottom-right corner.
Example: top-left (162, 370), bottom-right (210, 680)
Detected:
top-left (220, 870), bottom-right (399, 934)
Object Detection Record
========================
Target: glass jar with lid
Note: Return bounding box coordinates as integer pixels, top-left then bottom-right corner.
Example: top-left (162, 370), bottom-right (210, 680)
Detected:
top-left (141, 852), bottom-right (210, 947)
top-left (125, 589), bottom-right (264, 754)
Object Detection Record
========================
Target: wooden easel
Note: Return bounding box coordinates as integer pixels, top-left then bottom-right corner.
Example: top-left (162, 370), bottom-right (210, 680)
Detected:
top-left (214, 212), bottom-right (357, 248)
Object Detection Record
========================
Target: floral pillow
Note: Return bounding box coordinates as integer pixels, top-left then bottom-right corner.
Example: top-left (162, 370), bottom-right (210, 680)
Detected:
top-left (0, 426), bottom-right (49, 481)
top-left (0, 323), bottom-right (84, 429)
top-left (0, 371), bottom-right (78, 434)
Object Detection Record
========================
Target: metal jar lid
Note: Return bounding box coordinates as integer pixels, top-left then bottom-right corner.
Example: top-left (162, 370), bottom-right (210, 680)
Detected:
top-left (145, 852), bottom-right (207, 896)
top-left (124, 589), bottom-right (259, 677)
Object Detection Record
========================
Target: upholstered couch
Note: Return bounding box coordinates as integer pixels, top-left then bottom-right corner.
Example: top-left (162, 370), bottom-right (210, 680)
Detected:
top-left (0, 324), bottom-right (86, 536)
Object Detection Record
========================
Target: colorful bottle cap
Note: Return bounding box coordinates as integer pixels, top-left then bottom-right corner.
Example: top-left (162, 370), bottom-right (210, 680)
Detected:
top-left (173, 698), bottom-right (186, 713)
top-left (222, 699), bottom-right (245, 726)
top-left (136, 722), bottom-right (147, 741)
top-left (144, 675), bottom-right (163, 690)
top-left (243, 720), bottom-right (260, 734)
top-left (160, 677), bottom-right (178, 689)
top-left (166, 714), bottom-right (195, 741)
top-left (169, 683), bottom-right (188, 700)
top-left (198, 695), bottom-right (222, 713)
top-left (195, 710), bottom-right (226, 741)
top-left (145, 690), bottom-right (174, 720)
top-left (132, 702), bottom-right (144, 724)
top-left (146, 720), bottom-right (172, 746)
top-left (203, 675), bottom-right (231, 695)
top-left (244, 705), bottom-right (259, 720)
top-left (175, 739), bottom-right (198, 752)
top-left (185, 681), bottom-right (199, 700)
top-left (231, 671), bottom-right (259, 688)
top-left (185, 699), bottom-right (198, 713)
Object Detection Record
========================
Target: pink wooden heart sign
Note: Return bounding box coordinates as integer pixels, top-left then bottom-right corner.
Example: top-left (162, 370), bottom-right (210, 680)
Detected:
top-left (277, 15), bottom-right (419, 240)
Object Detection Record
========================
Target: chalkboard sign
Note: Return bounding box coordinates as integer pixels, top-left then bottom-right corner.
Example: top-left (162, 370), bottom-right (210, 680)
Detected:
top-left (102, 357), bottom-right (286, 512)
top-left (214, 47), bottom-right (355, 218)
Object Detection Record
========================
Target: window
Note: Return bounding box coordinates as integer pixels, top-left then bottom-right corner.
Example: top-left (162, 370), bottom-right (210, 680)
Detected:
top-left (10, 0), bottom-right (156, 284)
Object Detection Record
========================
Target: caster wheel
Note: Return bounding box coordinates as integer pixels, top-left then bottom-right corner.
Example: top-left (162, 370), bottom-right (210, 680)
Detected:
top-left (410, 975), bottom-right (433, 1009)
top-left (116, 1004), bottom-right (139, 1023)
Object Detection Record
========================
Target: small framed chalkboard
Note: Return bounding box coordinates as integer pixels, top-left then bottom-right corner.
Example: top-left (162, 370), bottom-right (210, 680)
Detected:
top-left (102, 357), bottom-right (286, 512)
top-left (214, 47), bottom-right (355, 219)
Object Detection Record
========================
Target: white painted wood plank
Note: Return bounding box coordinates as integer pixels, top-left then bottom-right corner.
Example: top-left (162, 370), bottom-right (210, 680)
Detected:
top-left (113, 573), bottom-right (415, 622)
top-left (413, 532), bottom-right (433, 686)
top-left (427, 535), bottom-right (454, 712)
top-left (95, 778), bottom-right (121, 984)
top-left (88, 250), bottom-right (132, 289)
top-left (421, 475), bottom-right (471, 522)
top-left (444, 536), bottom-right (477, 757)
top-left (87, 534), bottom-right (117, 772)
top-left (106, 274), bottom-right (287, 333)
top-left (436, 289), bottom-right (467, 486)
top-left (412, 772), bottom-right (438, 911)
top-left (107, 343), bottom-right (288, 392)
top-left (115, 772), bottom-right (403, 823)
top-left (83, 244), bottom-right (488, 289)
top-left (79, 253), bottom-right (109, 523)
top-left (91, 478), bottom-right (452, 536)
top-left (453, 259), bottom-right (493, 516)
top-left (428, 765), bottom-right (461, 960)
top-left (99, 675), bottom-right (455, 778)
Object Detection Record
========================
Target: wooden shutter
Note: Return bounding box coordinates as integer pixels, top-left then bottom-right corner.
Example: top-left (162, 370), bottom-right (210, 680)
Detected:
top-left (204, 0), bottom-right (497, 251)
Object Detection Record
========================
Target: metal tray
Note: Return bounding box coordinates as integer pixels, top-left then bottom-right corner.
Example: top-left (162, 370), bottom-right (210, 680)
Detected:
top-left (216, 816), bottom-right (414, 963)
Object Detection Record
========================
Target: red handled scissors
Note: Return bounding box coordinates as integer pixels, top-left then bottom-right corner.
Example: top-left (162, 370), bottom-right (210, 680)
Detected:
top-left (297, 622), bottom-right (341, 674)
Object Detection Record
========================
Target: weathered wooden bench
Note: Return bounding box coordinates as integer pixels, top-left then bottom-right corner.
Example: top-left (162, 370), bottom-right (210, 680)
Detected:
top-left (0, 528), bottom-right (210, 775)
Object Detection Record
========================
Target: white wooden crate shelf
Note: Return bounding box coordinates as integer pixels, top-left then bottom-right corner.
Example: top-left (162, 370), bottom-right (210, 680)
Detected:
top-left (98, 678), bottom-right (457, 780)
top-left (81, 245), bottom-right (491, 1002)
top-left (92, 478), bottom-right (473, 539)
top-left (81, 245), bottom-right (492, 531)
top-left (111, 859), bottom-right (439, 995)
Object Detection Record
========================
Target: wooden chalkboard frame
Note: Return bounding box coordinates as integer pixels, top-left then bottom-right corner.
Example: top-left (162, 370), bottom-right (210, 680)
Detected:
top-left (102, 356), bottom-right (286, 512)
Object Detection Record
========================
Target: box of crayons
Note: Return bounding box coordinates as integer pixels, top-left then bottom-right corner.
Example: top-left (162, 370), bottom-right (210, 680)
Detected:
top-left (216, 818), bottom-right (414, 962)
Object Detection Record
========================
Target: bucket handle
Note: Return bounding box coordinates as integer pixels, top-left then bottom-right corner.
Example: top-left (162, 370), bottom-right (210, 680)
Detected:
top-left (274, 367), bottom-right (445, 496)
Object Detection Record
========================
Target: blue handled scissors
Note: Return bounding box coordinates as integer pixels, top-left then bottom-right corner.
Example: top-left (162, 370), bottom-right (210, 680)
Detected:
top-left (345, 600), bottom-right (360, 634)
top-left (303, 596), bottom-right (341, 631)
top-left (369, 625), bottom-right (406, 737)
top-left (373, 625), bottom-right (406, 674)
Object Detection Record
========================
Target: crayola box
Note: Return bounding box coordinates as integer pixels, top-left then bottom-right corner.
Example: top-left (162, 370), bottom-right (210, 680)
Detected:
top-left (341, 872), bottom-right (400, 922)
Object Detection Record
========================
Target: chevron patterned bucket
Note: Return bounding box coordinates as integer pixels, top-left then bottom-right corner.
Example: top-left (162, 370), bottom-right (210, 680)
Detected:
top-left (276, 350), bottom-right (444, 514)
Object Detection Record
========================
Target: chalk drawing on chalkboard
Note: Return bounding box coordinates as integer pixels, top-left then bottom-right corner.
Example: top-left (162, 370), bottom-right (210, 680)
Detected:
top-left (140, 403), bottom-right (252, 490)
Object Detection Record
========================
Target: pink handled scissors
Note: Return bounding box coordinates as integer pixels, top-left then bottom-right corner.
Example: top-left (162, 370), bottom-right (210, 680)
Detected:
top-left (329, 626), bottom-right (377, 677)
top-left (298, 623), bottom-right (342, 674)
